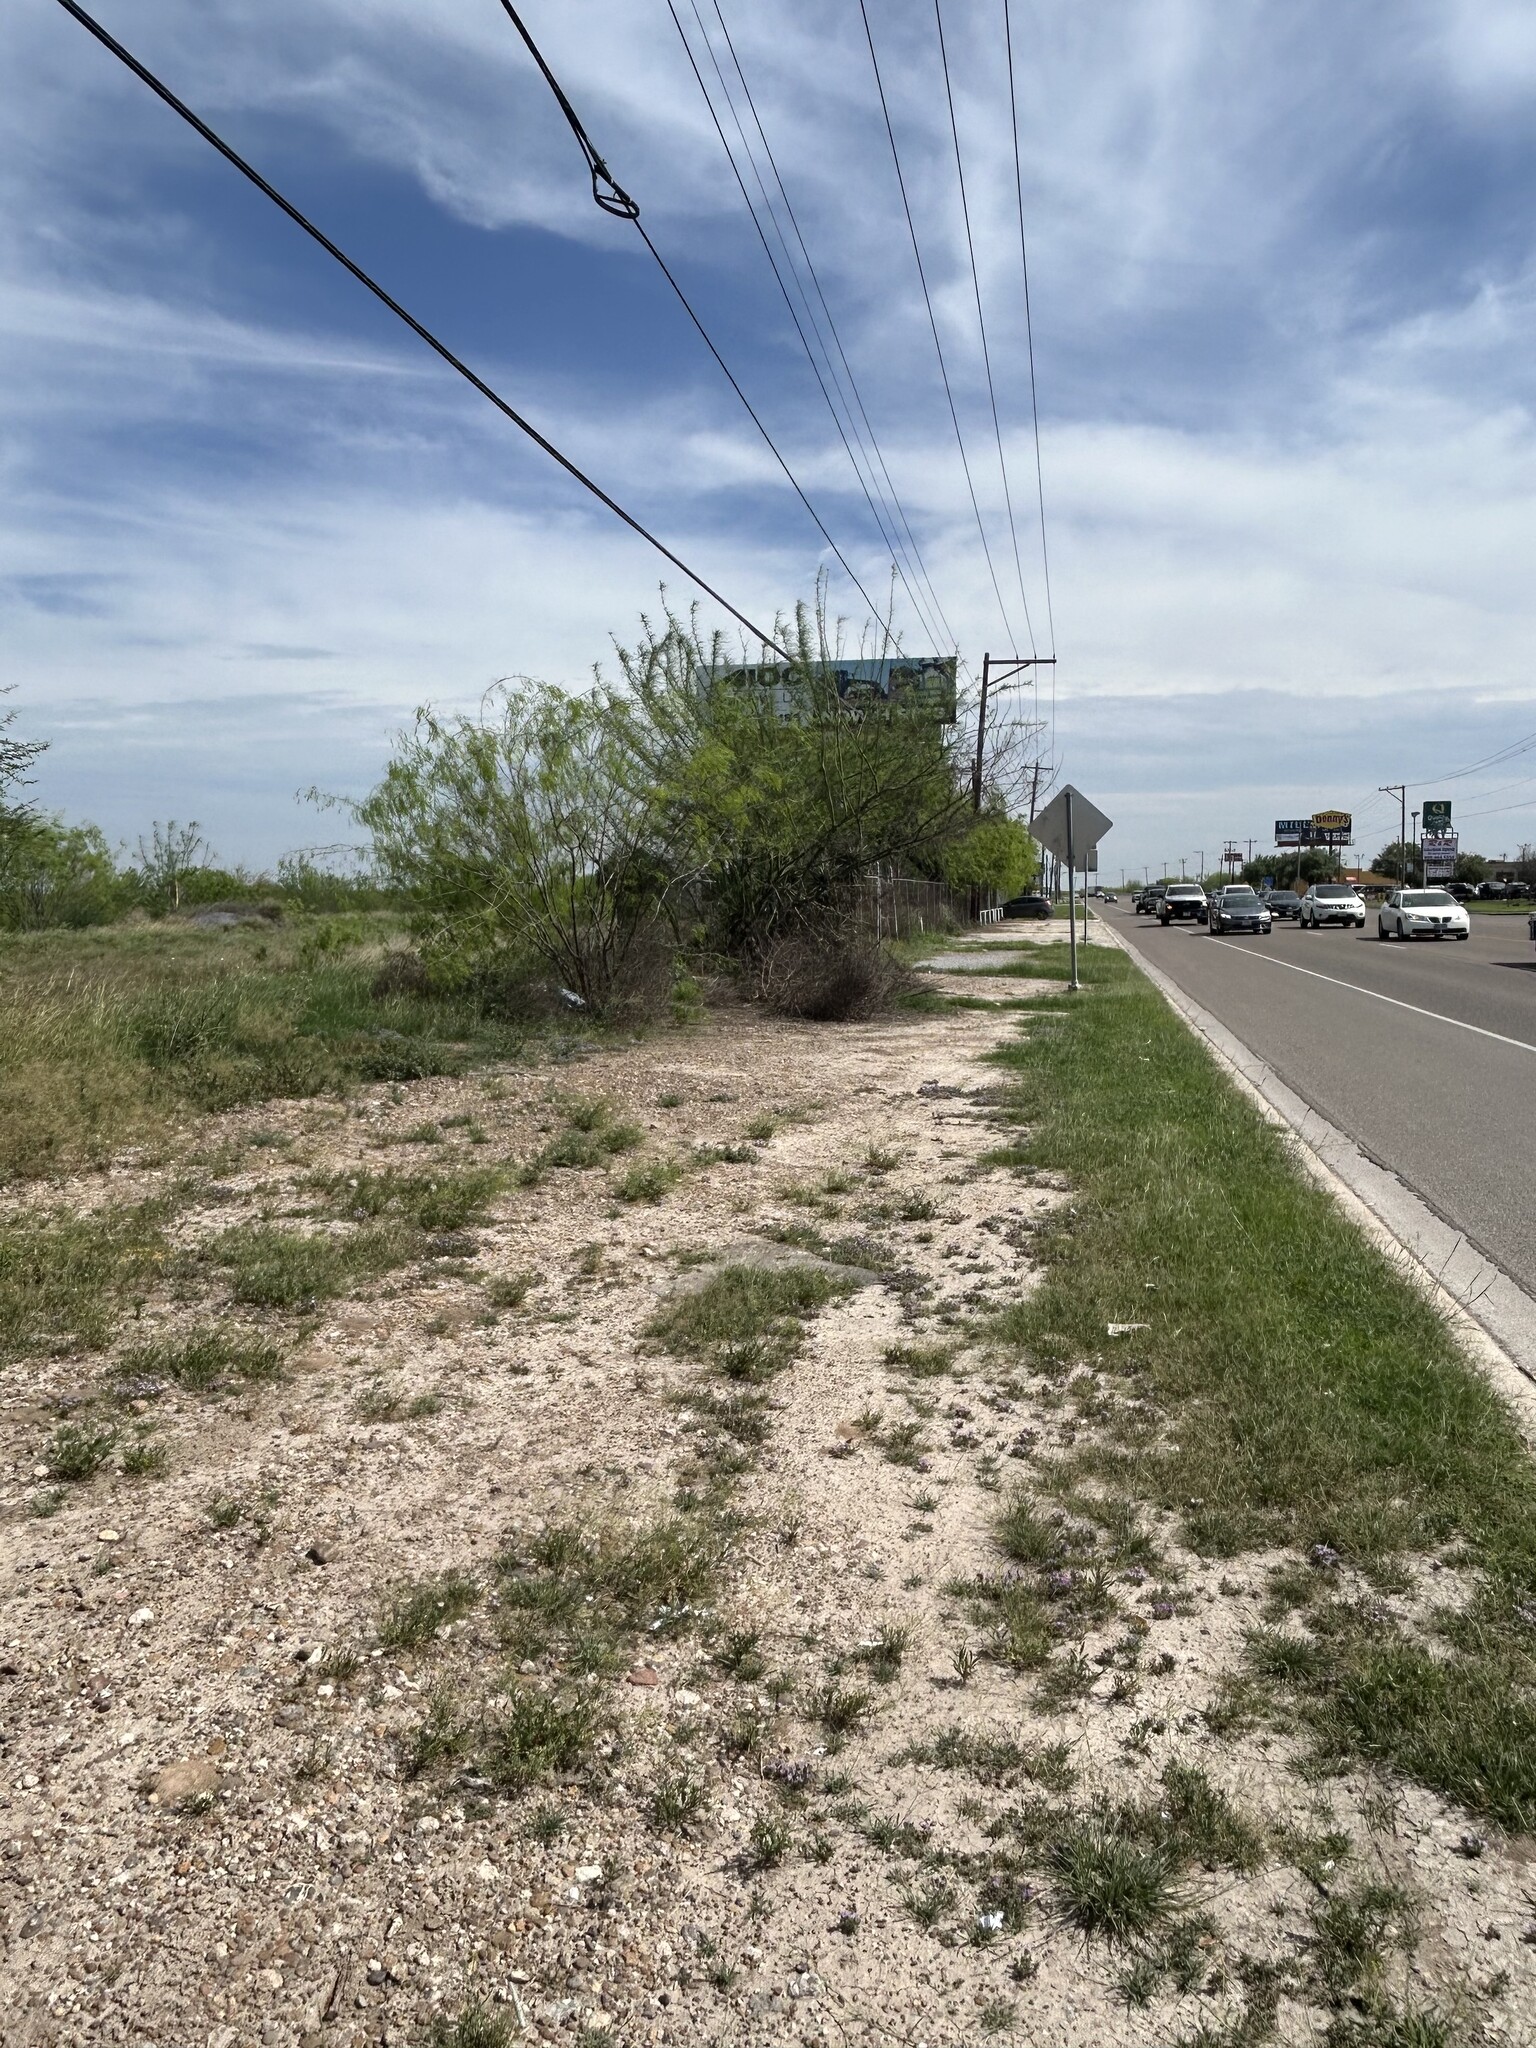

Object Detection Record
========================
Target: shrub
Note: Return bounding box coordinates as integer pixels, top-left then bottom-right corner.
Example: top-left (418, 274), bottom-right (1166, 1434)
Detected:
top-left (753, 929), bottom-right (913, 1021)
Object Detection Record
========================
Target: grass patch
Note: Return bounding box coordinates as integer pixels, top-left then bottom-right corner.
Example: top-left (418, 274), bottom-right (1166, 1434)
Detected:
top-left (45, 1421), bottom-right (119, 1481)
top-left (210, 1221), bottom-right (412, 1309)
top-left (989, 945), bottom-right (1536, 1829)
top-left (115, 1326), bottom-right (284, 1393)
top-left (493, 1517), bottom-right (719, 1669)
top-left (0, 913), bottom-right (527, 1181)
top-left (647, 1263), bottom-right (854, 1373)
top-left (0, 1202), bottom-right (168, 1363)
top-left (303, 1164), bottom-right (508, 1230)
top-left (897, 1726), bottom-right (1077, 1792)
top-left (614, 1158), bottom-right (685, 1203)
top-left (378, 1570), bottom-right (481, 1650)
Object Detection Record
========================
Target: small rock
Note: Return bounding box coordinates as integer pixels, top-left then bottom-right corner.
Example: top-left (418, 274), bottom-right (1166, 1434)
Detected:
top-left (625, 1667), bottom-right (661, 1688)
top-left (673, 1688), bottom-right (700, 1706)
top-left (1458, 1833), bottom-right (1487, 1859)
top-left (305, 1541), bottom-right (336, 1567)
top-left (97, 1529), bottom-right (122, 1544)
top-left (574, 1864), bottom-right (603, 1883)
top-left (152, 1757), bottom-right (220, 1808)
top-left (128, 1606), bottom-right (154, 1628)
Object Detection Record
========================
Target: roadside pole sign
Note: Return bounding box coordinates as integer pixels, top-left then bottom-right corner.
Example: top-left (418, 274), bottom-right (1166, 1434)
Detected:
top-left (1422, 799), bottom-right (1452, 835)
top-left (1031, 785), bottom-right (1113, 991)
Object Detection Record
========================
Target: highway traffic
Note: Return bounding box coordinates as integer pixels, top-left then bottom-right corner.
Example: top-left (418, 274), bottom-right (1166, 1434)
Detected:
top-left (1109, 900), bottom-right (1536, 1308)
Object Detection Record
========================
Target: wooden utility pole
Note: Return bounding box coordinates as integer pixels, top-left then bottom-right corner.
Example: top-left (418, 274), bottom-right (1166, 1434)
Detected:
top-left (973, 653), bottom-right (1057, 811)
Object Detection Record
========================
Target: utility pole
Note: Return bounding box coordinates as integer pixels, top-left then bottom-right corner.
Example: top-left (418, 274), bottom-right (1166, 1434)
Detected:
top-left (973, 653), bottom-right (1056, 812)
top-left (1410, 809), bottom-right (1419, 885)
top-left (1380, 785), bottom-right (1407, 884)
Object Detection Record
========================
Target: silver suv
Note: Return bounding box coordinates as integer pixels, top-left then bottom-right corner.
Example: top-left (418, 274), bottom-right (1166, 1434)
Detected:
top-left (1158, 883), bottom-right (1208, 925)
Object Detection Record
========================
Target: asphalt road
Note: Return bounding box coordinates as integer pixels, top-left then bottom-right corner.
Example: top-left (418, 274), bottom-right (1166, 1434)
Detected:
top-left (1110, 903), bottom-right (1536, 1299)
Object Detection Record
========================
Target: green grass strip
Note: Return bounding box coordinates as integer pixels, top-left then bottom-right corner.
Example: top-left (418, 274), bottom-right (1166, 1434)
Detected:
top-left (990, 949), bottom-right (1536, 1828)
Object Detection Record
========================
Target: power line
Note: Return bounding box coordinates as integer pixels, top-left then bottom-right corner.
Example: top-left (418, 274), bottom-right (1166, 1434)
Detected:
top-left (933, 0), bottom-right (1035, 657)
top-left (702, 0), bottom-right (960, 656)
top-left (857, 0), bottom-right (1024, 654)
top-left (664, 0), bottom-right (939, 653)
top-left (492, 0), bottom-right (894, 637)
top-left (1004, 0), bottom-right (1057, 771)
top-left (1004, 0), bottom-right (1055, 660)
top-left (51, 0), bottom-right (791, 658)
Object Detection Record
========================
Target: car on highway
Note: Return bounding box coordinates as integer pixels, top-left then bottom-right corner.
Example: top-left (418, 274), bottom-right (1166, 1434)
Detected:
top-left (1263, 888), bottom-right (1302, 920)
top-left (1376, 888), bottom-right (1471, 941)
top-left (1206, 885), bottom-right (1272, 935)
top-left (1159, 883), bottom-right (1208, 925)
top-left (1135, 885), bottom-right (1163, 914)
top-left (1101, 891), bottom-right (1118, 904)
top-left (1002, 893), bottom-right (1052, 920)
top-left (1299, 883), bottom-right (1366, 929)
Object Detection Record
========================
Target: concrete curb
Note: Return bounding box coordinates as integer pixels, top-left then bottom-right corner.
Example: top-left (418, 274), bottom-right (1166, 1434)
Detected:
top-left (1103, 918), bottom-right (1536, 1441)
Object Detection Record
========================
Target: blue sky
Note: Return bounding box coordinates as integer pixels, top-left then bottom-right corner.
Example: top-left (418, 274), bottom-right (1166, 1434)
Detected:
top-left (4, 0), bottom-right (1536, 877)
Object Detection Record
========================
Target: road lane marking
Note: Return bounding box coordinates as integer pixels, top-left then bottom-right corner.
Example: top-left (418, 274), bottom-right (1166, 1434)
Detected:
top-left (1196, 936), bottom-right (1536, 1056)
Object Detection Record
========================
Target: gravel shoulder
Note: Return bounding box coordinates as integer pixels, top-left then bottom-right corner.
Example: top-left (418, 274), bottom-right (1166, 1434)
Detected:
top-left (3, 932), bottom-right (1531, 2047)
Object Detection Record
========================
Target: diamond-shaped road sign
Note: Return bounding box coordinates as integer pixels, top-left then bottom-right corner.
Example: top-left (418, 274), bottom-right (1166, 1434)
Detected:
top-left (1030, 785), bottom-right (1113, 867)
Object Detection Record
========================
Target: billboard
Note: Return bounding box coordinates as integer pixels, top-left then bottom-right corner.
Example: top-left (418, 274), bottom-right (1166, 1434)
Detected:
top-left (1275, 811), bottom-right (1353, 848)
top-left (1422, 799), bottom-right (1452, 836)
top-left (1423, 845), bottom-right (1455, 880)
top-left (724, 656), bottom-right (958, 722)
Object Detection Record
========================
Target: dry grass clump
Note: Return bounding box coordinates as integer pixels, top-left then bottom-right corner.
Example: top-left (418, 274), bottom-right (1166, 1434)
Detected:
top-left (753, 930), bottom-right (914, 1021)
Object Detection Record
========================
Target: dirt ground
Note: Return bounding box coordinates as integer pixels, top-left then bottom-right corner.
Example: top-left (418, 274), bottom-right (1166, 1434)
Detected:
top-left (3, 928), bottom-right (1532, 2047)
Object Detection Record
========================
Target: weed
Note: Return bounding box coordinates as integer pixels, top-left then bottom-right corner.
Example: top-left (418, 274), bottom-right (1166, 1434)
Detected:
top-left (1035, 1648), bottom-right (1096, 1710)
top-left (46, 1423), bottom-right (118, 1482)
top-left (658, 1093), bottom-right (683, 1109)
top-left (951, 1642), bottom-right (978, 1686)
top-left (305, 1164), bottom-right (507, 1230)
top-left (1049, 1820), bottom-right (1180, 1943)
top-left (30, 1488), bottom-right (66, 1518)
top-left (852, 1623), bottom-right (911, 1684)
top-left (899, 1727), bottom-right (1077, 1793)
top-left (400, 1691), bottom-right (467, 1779)
top-left (746, 1814), bottom-right (794, 1869)
top-left (479, 1688), bottom-right (601, 1792)
top-left (880, 1421), bottom-right (927, 1469)
top-left (293, 1738), bottom-right (332, 1782)
top-left (1320, 1999), bottom-right (1456, 2047)
top-left (903, 1877), bottom-right (955, 1929)
top-left (979, 2001), bottom-right (1017, 2035)
top-left (120, 1439), bottom-right (169, 1479)
top-left (318, 1646), bottom-right (361, 1684)
top-left (884, 1342), bottom-right (954, 1378)
top-left (483, 1272), bottom-right (536, 1312)
top-left (647, 1263), bottom-right (853, 1368)
top-left (812, 1683), bottom-right (872, 1740)
top-left (212, 1222), bottom-right (410, 1310)
top-left (206, 1495), bottom-right (245, 1529)
top-left (615, 1159), bottom-right (685, 1203)
top-left (534, 1100), bottom-right (642, 1171)
top-left (715, 1630), bottom-right (767, 1681)
top-left (651, 1772), bottom-right (708, 1831)
top-left (378, 1570), bottom-right (481, 1650)
top-left (426, 2002), bottom-right (515, 2048)
top-left (526, 1803), bottom-right (568, 1844)
top-left (494, 1517), bottom-right (719, 1672)
top-left (0, 1202), bottom-right (167, 1364)
top-left (1306, 1879), bottom-right (1416, 1999)
top-left (744, 1115), bottom-right (778, 1142)
top-left (117, 1327), bottom-right (284, 1393)
top-left (863, 1146), bottom-right (900, 1174)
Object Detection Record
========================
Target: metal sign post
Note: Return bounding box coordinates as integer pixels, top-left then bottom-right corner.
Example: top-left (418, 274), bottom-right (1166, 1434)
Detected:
top-left (1031, 785), bottom-right (1113, 994)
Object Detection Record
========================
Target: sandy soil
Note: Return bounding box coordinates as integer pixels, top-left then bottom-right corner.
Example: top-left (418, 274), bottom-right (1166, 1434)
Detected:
top-left (2, 929), bottom-right (1531, 2046)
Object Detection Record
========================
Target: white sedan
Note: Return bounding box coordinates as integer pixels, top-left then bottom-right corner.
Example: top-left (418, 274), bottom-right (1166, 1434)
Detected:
top-left (1377, 888), bottom-right (1471, 941)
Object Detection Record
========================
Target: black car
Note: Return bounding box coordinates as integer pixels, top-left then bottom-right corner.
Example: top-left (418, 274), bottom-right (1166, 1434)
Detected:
top-left (1264, 889), bottom-right (1302, 919)
top-left (1002, 893), bottom-right (1052, 920)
